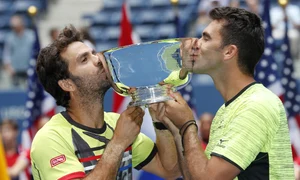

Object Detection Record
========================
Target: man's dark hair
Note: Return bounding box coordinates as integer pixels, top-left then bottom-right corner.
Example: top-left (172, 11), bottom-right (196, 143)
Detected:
top-left (209, 7), bottom-right (264, 76)
top-left (36, 25), bottom-right (83, 107)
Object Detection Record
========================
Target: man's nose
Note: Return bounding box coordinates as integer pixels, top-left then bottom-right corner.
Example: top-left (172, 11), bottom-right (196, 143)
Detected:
top-left (92, 55), bottom-right (101, 67)
top-left (192, 39), bottom-right (200, 51)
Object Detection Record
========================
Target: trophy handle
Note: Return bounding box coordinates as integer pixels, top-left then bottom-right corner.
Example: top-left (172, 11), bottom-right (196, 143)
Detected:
top-left (97, 52), bottom-right (125, 95)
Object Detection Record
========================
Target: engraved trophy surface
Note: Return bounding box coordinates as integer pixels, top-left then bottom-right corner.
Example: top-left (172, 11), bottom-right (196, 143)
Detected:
top-left (99, 39), bottom-right (191, 106)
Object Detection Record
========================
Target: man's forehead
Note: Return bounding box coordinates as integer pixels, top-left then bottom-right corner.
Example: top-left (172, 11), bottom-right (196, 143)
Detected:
top-left (203, 20), bottom-right (223, 37)
top-left (61, 41), bottom-right (88, 60)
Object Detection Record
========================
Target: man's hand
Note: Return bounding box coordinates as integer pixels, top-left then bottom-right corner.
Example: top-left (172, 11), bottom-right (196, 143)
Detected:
top-left (149, 103), bottom-right (179, 136)
top-left (164, 91), bottom-right (194, 129)
top-left (113, 106), bottom-right (145, 150)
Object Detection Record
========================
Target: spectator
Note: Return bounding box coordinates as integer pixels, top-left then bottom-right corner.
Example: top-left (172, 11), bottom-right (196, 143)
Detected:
top-left (0, 119), bottom-right (31, 180)
top-left (2, 15), bottom-right (35, 89)
top-left (229, 0), bottom-right (240, 8)
top-left (49, 27), bottom-right (59, 42)
top-left (245, 0), bottom-right (261, 15)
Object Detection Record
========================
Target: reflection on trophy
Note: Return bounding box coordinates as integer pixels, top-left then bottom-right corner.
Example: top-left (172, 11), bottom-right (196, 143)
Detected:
top-left (99, 38), bottom-right (191, 106)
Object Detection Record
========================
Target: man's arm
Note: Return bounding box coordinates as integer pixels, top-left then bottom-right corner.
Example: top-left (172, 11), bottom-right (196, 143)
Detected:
top-left (141, 128), bottom-right (181, 179)
top-left (181, 125), bottom-right (240, 180)
top-left (139, 104), bottom-right (181, 179)
top-left (163, 92), bottom-right (241, 180)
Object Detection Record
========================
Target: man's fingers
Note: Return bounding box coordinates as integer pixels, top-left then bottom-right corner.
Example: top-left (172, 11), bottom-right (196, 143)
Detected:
top-left (156, 103), bottom-right (165, 120)
top-left (126, 106), bottom-right (139, 114)
top-left (134, 112), bottom-right (145, 126)
top-left (128, 106), bottom-right (144, 119)
top-left (166, 91), bottom-right (185, 104)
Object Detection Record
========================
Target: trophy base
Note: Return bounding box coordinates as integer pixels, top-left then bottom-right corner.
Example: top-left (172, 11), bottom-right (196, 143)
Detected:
top-left (129, 85), bottom-right (174, 107)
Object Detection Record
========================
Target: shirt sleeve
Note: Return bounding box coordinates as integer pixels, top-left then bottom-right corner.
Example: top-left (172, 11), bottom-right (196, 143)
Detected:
top-left (211, 100), bottom-right (280, 170)
top-left (31, 128), bottom-right (85, 180)
top-left (132, 132), bottom-right (157, 170)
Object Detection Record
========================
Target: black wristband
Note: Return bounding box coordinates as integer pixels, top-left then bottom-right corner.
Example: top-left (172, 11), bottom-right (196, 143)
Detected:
top-left (179, 120), bottom-right (197, 135)
top-left (153, 122), bottom-right (168, 130)
top-left (180, 120), bottom-right (198, 155)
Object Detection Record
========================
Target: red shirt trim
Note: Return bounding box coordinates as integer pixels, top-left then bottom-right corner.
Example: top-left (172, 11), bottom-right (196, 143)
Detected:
top-left (79, 155), bottom-right (102, 163)
top-left (79, 146), bottom-right (132, 163)
top-left (58, 171), bottom-right (85, 180)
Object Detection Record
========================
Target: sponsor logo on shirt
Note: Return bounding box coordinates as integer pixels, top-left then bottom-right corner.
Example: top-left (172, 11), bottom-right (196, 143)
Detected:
top-left (217, 139), bottom-right (228, 148)
top-left (50, 154), bottom-right (66, 167)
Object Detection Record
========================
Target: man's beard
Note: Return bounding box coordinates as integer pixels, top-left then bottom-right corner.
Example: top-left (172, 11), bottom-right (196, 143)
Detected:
top-left (69, 73), bottom-right (111, 100)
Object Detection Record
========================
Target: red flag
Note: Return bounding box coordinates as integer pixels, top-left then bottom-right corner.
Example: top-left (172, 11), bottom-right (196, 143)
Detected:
top-left (113, 1), bottom-right (134, 113)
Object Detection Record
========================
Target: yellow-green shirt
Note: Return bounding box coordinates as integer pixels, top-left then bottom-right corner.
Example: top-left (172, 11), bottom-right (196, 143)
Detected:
top-left (31, 111), bottom-right (156, 180)
top-left (205, 82), bottom-right (294, 179)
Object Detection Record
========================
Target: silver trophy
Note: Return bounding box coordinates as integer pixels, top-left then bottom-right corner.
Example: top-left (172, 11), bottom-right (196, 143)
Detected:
top-left (99, 39), bottom-right (191, 106)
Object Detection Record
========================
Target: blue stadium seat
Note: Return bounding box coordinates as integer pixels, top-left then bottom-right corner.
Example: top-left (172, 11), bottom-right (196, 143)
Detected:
top-left (0, 29), bottom-right (9, 45)
top-left (0, 1), bottom-right (13, 15)
top-left (150, 0), bottom-right (171, 8)
top-left (91, 12), bottom-right (112, 26)
top-left (129, 0), bottom-right (149, 10)
top-left (134, 25), bottom-right (156, 40)
top-left (178, 0), bottom-right (199, 5)
top-left (0, 14), bottom-right (12, 29)
top-left (131, 9), bottom-right (161, 24)
top-left (12, 0), bottom-right (42, 13)
top-left (102, 0), bottom-right (122, 11)
top-left (156, 24), bottom-right (176, 39)
top-left (95, 41), bottom-right (118, 52)
top-left (0, 45), bottom-right (3, 63)
top-left (110, 11), bottom-right (121, 25)
top-left (159, 8), bottom-right (175, 23)
top-left (105, 26), bottom-right (120, 41)
top-left (89, 26), bottom-right (105, 41)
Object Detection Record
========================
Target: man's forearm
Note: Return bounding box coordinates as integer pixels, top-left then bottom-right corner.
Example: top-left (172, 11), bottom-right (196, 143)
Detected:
top-left (172, 133), bottom-right (192, 179)
top-left (182, 125), bottom-right (208, 179)
top-left (83, 139), bottom-right (124, 180)
top-left (155, 129), bottom-right (181, 177)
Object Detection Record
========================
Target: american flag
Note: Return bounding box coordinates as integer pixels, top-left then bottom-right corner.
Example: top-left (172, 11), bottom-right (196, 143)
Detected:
top-left (281, 14), bottom-right (300, 160)
top-left (254, 0), bottom-right (283, 96)
top-left (21, 24), bottom-right (55, 150)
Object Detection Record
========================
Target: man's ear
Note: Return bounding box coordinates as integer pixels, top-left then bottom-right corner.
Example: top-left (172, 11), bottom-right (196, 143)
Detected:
top-left (58, 79), bottom-right (75, 92)
top-left (223, 44), bottom-right (238, 61)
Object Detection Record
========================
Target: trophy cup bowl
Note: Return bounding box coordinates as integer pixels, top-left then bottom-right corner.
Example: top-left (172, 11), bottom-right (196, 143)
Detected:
top-left (99, 38), bottom-right (191, 107)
